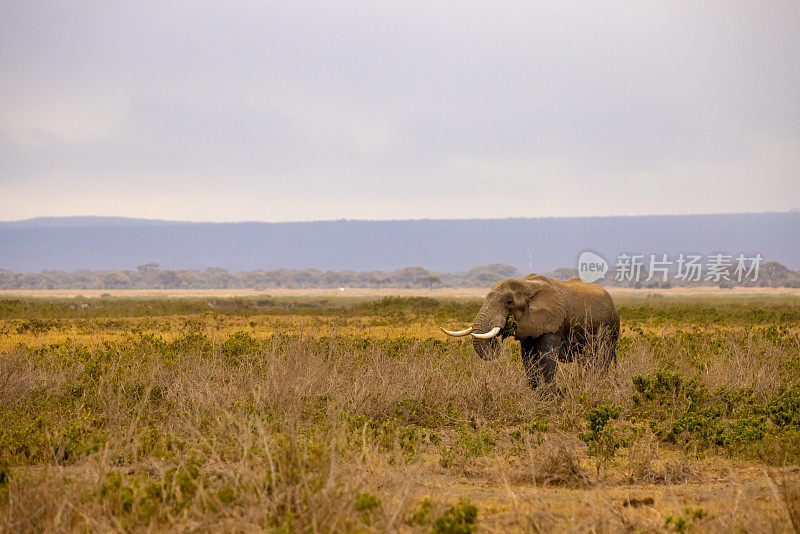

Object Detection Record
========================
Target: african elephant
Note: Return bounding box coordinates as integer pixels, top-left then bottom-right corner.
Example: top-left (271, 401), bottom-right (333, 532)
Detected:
top-left (442, 274), bottom-right (619, 388)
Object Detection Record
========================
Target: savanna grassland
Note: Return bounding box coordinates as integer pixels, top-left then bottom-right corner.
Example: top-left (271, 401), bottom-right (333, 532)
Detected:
top-left (1, 293), bottom-right (800, 532)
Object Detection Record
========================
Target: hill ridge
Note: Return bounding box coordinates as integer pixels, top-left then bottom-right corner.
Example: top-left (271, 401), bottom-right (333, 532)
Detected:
top-left (1, 212), bottom-right (798, 272)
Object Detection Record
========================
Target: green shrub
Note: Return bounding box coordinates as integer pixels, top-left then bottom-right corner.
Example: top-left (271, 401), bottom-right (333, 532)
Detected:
top-left (216, 486), bottom-right (236, 505)
top-left (220, 331), bottom-right (260, 362)
top-left (629, 372), bottom-right (799, 459)
top-left (665, 507), bottom-right (705, 533)
top-left (406, 497), bottom-right (433, 526)
top-left (355, 492), bottom-right (381, 511)
top-left (355, 491), bottom-right (382, 525)
top-left (432, 500), bottom-right (478, 534)
top-left (458, 429), bottom-right (495, 458)
top-left (440, 428), bottom-right (495, 467)
top-left (768, 385), bottom-right (800, 428)
top-left (579, 404), bottom-right (622, 476)
top-left (511, 421), bottom-right (549, 445)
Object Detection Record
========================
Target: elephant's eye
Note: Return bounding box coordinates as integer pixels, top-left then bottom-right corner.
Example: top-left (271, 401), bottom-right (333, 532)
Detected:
top-left (506, 299), bottom-right (513, 306)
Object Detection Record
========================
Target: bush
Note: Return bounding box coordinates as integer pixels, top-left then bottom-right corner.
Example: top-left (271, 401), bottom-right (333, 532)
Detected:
top-left (432, 500), bottom-right (478, 534)
top-left (354, 492), bottom-right (381, 511)
top-left (579, 404), bottom-right (622, 476)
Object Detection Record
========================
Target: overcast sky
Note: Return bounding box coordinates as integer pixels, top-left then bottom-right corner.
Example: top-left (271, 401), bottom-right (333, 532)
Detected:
top-left (1, 2), bottom-right (799, 222)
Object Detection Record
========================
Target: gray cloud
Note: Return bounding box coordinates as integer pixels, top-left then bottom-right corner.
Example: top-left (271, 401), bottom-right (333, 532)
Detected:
top-left (1, 1), bottom-right (799, 221)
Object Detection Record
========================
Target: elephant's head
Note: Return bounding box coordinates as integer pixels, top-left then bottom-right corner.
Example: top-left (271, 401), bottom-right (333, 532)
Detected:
top-left (442, 276), bottom-right (567, 360)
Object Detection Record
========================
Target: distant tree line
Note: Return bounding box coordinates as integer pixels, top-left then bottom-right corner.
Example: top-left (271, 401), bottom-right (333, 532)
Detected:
top-left (544, 261), bottom-right (800, 289)
top-left (1, 261), bottom-right (798, 290)
top-left (0, 263), bottom-right (520, 290)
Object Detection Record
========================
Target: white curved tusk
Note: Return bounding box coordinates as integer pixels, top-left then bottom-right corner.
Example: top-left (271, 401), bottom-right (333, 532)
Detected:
top-left (471, 326), bottom-right (501, 339)
top-left (440, 326), bottom-right (474, 337)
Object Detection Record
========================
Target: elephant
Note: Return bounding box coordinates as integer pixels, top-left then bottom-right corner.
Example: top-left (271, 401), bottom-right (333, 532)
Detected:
top-left (442, 274), bottom-right (619, 388)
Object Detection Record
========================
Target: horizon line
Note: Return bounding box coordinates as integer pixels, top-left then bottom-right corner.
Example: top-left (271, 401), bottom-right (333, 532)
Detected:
top-left (3, 209), bottom-right (799, 226)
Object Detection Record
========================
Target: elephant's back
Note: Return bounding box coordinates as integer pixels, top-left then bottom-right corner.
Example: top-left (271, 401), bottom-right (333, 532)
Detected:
top-left (558, 277), bottom-right (611, 298)
top-left (555, 278), bottom-right (619, 328)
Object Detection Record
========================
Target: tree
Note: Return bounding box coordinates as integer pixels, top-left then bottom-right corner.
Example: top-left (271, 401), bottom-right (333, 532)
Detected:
top-left (369, 273), bottom-right (392, 289)
top-left (156, 270), bottom-right (181, 289)
top-left (137, 263), bottom-right (160, 274)
top-left (419, 273), bottom-right (442, 289)
top-left (99, 271), bottom-right (130, 289)
top-left (761, 262), bottom-right (791, 286)
top-left (547, 267), bottom-right (578, 280)
top-left (466, 264), bottom-right (520, 287)
top-left (392, 267), bottom-right (430, 287)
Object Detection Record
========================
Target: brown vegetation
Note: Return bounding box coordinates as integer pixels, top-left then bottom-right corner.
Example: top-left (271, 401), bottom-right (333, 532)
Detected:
top-left (1, 295), bottom-right (799, 532)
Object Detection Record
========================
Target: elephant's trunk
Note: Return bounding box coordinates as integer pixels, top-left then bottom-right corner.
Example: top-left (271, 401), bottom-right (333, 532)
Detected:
top-left (472, 300), bottom-right (506, 361)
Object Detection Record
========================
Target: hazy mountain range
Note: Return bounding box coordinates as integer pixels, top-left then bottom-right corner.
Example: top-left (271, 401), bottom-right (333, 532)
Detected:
top-left (1, 213), bottom-right (798, 273)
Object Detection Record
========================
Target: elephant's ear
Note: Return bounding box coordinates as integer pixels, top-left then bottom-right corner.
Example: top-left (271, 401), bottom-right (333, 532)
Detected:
top-left (516, 279), bottom-right (566, 338)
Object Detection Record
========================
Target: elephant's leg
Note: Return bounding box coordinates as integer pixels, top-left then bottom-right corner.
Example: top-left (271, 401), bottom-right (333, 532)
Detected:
top-left (534, 333), bottom-right (562, 384)
top-left (520, 338), bottom-right (539, 388)
top-left (520, 334), bottom-right (562, 388)
top-left (562, 327), bottom-right (586, 363)
top-left (595, 326), bottom-right (618, 371)
top-left (608, 326), bottom-right (619, 367)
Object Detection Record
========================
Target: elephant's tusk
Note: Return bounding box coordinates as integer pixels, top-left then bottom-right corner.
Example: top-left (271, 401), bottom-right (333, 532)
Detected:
top-left (471, 326), bottom-right (501, 339)
top-left (440, 326), bottom-right (474, 337)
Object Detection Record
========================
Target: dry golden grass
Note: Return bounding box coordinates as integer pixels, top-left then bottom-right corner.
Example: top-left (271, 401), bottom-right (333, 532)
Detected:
top-left (1, 295), bottom-right (799, 532)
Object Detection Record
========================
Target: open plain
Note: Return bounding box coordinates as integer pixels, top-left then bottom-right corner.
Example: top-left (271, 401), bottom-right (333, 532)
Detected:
top-left (1, 291), bottom-right (799, 532)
